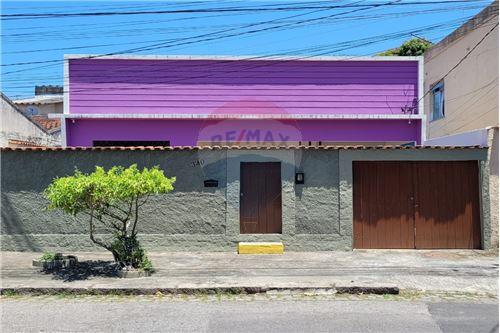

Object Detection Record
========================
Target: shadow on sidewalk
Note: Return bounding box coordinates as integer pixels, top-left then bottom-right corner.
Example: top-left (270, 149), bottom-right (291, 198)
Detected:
top-left (41, 261), bottom-right (119, 282)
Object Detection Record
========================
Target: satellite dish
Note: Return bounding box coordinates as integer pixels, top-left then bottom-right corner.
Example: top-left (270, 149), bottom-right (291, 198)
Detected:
top-left (26, 106), bottom-right (39, 116)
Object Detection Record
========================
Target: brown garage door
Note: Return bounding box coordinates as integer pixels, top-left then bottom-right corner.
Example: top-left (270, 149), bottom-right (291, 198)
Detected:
top-left (240, 162), bottom-right (282, 234)
top-left (353, 161), bottom-right (481, 249)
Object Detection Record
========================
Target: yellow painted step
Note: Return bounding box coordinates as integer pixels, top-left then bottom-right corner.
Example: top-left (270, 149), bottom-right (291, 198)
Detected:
top-left (238, 242), bottom-right (284, 254)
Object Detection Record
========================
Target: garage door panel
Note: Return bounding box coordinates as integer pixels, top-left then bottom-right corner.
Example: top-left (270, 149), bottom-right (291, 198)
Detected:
top-left (354, 161), bottom-right (481, 249)
top-left (353, 162), bottom-right (415, 249)
top-left (453, 164), bottom-right (463, 247)
top-left (414, 161), bottom-right (481, 249)
top-left (414, 162), bottom-right (442, 249)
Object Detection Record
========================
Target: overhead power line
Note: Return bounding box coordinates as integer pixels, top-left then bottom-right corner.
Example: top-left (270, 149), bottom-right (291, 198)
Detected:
top-left (0, 0), bottom-right (485, 20)
top-left (2, 21), bottom-right (461, 86)
top-left (2, 3), bottom-right (489, 44)
top-left (418, 21), bottom-right (499, 103)
top-left (6, 17), bottom-right (491, 99)
top-left (1, 0), bottom-right (493, 96)
top-left (0, 17), bottom-right (473, 89)
top-left (2, 1), bottom-right (487, 38)
top-left (2, 0), bottom-right (385, 70)
top-left (3, 0), bottom-right (489, 75)
top-left (3, 18), bottom-right (470, 93)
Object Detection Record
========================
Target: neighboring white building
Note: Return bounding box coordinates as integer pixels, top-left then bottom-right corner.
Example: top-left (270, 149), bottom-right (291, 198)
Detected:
top-left (424, 1), bottom-right (499, 248)
top-left (13, 94), bottom-right (63, 117)
top-left (13, 85), bottom-right (63, 117)
top-left (1, 93), bottom-right (60, 147)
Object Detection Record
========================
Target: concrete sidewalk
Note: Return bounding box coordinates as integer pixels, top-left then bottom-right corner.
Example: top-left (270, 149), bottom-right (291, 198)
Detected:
top-left (1, 250), bottom-right (498, 295)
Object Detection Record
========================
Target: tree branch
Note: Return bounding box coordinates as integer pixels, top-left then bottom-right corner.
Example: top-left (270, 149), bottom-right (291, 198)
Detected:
top-left (138, 194), bottom-right (150, 207)
top-left (88, 207), bottom-right (112, 252)
top-left (107, 203), bottom-right (130, 216)
top-left (98, 209), bottom-right (128, 224)
top-left (131, 195), bottom-right (140, 236)
top-left (83, 210), bottom-right (122, 231)
top-left (97, 213), bottom-right (124, 232)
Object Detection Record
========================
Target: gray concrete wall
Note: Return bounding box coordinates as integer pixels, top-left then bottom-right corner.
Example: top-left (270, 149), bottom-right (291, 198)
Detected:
top-left (1, 150), bottom-right (229, 251)
top-left (0, 149), bottom-right (350, 252)
top-left (487, 127), bottom-right (499, 249)
top-left (1, 148), bottom-right (491, 252)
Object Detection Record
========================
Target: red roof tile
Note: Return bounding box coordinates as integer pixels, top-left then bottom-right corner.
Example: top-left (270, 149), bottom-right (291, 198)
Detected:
top-left (0, 145), bottom-right (486, 152)
top-left (31, 116), bottom-right (61, 132)
top-left (7, 139), bottom-right (49, 148)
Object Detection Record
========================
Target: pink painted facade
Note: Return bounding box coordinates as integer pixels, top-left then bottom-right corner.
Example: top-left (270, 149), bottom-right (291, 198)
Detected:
top-left (64, 56), bottom-right (424, 146)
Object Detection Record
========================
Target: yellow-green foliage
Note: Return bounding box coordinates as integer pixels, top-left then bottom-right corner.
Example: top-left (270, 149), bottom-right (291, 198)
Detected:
top-left (45, 164), bottom-right (175, 269)
top-left (45, 164), bottom-right (175, 216)
top-left (45, 164), bottom-right (175, 270)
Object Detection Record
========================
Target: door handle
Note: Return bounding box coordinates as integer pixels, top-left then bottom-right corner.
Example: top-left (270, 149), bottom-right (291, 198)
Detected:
top-left (410, 197), bottom-right (419, 207)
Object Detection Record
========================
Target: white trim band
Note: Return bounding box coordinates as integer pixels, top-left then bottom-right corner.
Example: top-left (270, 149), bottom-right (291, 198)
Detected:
top-left (64, 54), bottom-right (422, 62)
top-left (50, 113), bottom-right (424, 120)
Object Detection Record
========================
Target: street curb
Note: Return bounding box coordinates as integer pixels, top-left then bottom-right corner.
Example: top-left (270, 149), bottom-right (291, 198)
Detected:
top-left (0, 286), bottom-right (399, 296)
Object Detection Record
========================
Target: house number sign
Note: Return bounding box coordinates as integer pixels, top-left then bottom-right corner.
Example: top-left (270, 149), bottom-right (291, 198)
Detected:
top-left (191, 159), bottom-right (205, 167)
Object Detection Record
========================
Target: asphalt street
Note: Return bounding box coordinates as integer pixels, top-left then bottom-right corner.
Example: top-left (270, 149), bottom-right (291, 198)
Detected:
top-left (1, 298), bottom-right (498, 332)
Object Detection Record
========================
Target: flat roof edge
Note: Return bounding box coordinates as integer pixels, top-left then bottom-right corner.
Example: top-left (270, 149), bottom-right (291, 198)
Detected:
top-left (50, 113), bottom-right (424, 120)
top-left (64, 54), bottom-right (422, 62)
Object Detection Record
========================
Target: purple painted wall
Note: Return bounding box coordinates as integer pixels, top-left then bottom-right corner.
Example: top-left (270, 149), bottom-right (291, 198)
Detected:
top-left (66, 118), bottom-right (421, 146)
top-left (68, 58), bottom-right (419, 115)
top-left (66, 57), bottom-right (422, 146)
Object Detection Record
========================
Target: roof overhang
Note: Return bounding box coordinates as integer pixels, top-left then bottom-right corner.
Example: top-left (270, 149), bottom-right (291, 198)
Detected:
top-left (50, 113), bottom-right (424, 120)
top-left (0, 145), bottom-right (485, 152)
top-left (64, 54), bottom-right (422, 62)
top-left (12, 95), bottom-right (63, 105)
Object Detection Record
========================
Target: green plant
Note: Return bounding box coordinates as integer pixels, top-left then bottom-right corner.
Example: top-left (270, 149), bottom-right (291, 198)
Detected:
top-left (110, 234), bottom-right (153, 271)
top-left (40, 251), bottom-right (56, 261)
top-left (377, 38), bottom-right (433, 56)
top-left (398, 38), bottom-right (432, 56)
top-left (45, 164), bottom-right (175, 270)
top-left (139, 256), bottom-right (153, 272)
top-left (1, 290), bottom-right (20, 297)
top-left (377, 47), bottom-right (400, 56)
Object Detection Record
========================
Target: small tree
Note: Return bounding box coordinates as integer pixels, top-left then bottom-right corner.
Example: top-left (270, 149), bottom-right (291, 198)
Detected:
top-left (398, 38), bottom-right (432, 56)
top-left (378, 38), bottom-right (433, 56)
top-left (45, 164), bottom-right (175, 270)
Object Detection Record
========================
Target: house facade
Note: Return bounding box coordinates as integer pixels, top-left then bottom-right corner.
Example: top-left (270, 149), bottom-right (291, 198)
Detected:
top-left (3, 54), bottom-right (486, 252)
top-left (59, 55), bottom-right (424, 147)
top-left (423, 1), bottom-right (498, 247)
top-left (0, 93), bottom-right (60, 147)
top-left (11, 85), bottom-right (63, 145)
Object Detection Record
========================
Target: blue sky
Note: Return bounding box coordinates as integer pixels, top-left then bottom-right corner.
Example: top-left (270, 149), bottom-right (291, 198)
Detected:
top-left (1, 0), bottom-right (492, 98)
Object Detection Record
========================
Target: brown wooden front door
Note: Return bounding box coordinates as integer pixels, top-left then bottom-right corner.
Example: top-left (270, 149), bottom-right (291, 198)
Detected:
top-left (353, 161), bottom-right (481, 249)
top-left (240, 162), bottom-right (282, 234)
